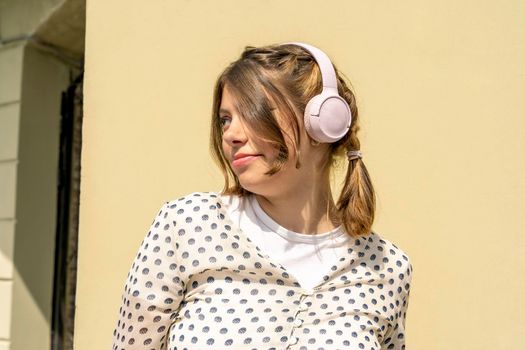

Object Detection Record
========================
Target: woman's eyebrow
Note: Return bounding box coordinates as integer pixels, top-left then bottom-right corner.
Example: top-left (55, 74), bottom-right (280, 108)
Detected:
top-left (219, 108), bottom-right (231, 115)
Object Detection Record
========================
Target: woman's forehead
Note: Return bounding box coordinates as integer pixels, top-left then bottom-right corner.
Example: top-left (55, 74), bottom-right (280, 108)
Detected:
top-left (219, 84), bottom-right (240, 115)
top-left (224, 82), bottom-right (278, 109)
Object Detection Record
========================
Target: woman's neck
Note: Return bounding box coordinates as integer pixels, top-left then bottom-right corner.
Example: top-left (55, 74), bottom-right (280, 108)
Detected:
top-left (254, 182), bottom-right (339, 235)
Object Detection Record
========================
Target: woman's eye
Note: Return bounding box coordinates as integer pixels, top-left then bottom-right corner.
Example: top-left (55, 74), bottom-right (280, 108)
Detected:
top-left (219, 116), bottom-right (231, 127)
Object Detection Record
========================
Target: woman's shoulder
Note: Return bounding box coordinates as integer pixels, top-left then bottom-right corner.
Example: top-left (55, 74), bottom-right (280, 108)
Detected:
top-left (368, 231), bottom-right (411, 261)
top-left (364, 230), bottom-right (413, 283)
top-left (151, 192), bottom-right (223, 225)
top-left (164, 191), bottom-right (245, 213)
top-left (165, 191), bottom-right (223, 209)
top-left (165, 191), bottom-right (243, 206)
top-left (161, 191), bottom-right (244, 225)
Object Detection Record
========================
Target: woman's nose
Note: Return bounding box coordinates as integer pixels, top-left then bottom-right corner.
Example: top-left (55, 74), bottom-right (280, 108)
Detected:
top-left (222, 117), bottom-right (248, 145)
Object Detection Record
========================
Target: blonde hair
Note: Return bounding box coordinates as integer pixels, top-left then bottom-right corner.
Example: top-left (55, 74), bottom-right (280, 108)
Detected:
top-left (209, 43), bottom-right (376, 238)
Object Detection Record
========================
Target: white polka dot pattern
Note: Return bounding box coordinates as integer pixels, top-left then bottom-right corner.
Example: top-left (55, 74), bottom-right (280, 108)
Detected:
top-left (111, 192), bottom-right (413, 350)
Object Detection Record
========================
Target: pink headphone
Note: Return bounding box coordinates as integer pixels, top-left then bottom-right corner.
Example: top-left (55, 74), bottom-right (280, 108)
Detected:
top-left (283, 42), bottom-right (352, 143)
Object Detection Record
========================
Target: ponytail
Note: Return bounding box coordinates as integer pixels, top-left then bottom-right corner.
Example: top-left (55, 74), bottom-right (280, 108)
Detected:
top-left (333, 73), bottom-right (376, 238)
top-left (336, 156), bottom-right (376, 238)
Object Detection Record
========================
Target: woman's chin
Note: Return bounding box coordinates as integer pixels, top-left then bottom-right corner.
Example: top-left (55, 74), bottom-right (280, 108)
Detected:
top-left (237, 177), bottom-right (269, 195)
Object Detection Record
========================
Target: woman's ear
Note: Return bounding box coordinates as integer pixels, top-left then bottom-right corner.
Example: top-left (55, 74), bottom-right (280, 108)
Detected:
top-left (309, 139), bottom-right (320, 147)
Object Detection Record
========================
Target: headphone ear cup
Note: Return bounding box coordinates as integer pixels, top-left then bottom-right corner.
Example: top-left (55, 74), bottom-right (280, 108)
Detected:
top-left (304, 93), bottom-right (352, 143)
top-left (303, 96), bottom-right (317, 140)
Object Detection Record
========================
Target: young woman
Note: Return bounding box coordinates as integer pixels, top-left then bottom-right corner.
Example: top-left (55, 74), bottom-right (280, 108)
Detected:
top-left (111, 42), bottom-right (413, 350)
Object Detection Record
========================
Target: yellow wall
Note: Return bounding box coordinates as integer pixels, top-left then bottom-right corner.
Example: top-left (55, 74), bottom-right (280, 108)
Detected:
top-left (77, 1), bottom-right (525, 349)
top-left (10, 43), bottom-right (70, 350)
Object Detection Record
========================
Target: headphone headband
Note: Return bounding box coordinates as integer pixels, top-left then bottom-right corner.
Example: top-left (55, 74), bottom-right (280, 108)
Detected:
top-left (283, 42), bottom-right (338, 91)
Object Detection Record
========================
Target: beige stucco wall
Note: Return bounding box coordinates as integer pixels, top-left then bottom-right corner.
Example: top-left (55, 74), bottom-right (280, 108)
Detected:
top-left (0, 42), bottom-right (23, 350)
top-left (1, 2), bottom-right (76, 350)
top-left (1, 1), bottom-right (83, 350)
top-left (0, 40), bottom-right (71, 350)
top-left (78, 1), bottom-right (525, 349)
top-left (9, 42), bottom-right (70, 350)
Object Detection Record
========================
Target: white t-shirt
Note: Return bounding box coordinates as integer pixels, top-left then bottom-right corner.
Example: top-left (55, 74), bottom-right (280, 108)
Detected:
top-left (220, 193), bottom-right (351, 290)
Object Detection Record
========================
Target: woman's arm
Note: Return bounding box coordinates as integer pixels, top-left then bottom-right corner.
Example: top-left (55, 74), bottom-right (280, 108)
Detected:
top-left (381, 261), bottom-right (413, 350)
top-left (111, 202), bottom-right (185, 350)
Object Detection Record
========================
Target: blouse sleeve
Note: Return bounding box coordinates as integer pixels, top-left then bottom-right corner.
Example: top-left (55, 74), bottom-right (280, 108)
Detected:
top-left (381, 261), bottom-right (413, 350)
top-left (111, 202), bottom-right (186, 350)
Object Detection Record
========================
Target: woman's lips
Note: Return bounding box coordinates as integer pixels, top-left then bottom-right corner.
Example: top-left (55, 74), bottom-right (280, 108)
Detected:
top-left (232, 154), bottom-right (260, 168)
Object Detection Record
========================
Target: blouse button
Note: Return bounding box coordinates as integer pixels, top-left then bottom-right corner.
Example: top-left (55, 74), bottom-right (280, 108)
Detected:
top-left (298, 303), bottom-right (308, 312)
top-left (290, 336), bottom-right (299, 345)
top-left (293, 318), bottom-right (303, 327)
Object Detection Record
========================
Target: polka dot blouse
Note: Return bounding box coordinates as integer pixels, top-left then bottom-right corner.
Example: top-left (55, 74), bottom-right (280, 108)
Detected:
top-left (111, 192), bottom-right (413, 350)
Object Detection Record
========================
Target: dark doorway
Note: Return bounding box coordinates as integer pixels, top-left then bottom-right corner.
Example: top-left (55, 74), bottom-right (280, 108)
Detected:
top-left (51, 72), bottom-right (83, 350)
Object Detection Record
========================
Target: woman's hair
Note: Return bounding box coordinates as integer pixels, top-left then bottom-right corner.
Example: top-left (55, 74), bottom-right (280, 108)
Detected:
top-left (210, 43), bottom-right (376, 238)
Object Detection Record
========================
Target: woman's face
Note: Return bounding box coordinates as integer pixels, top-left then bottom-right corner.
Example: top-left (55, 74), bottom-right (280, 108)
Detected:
top-left (219, 84), bottom-right (324, 198)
